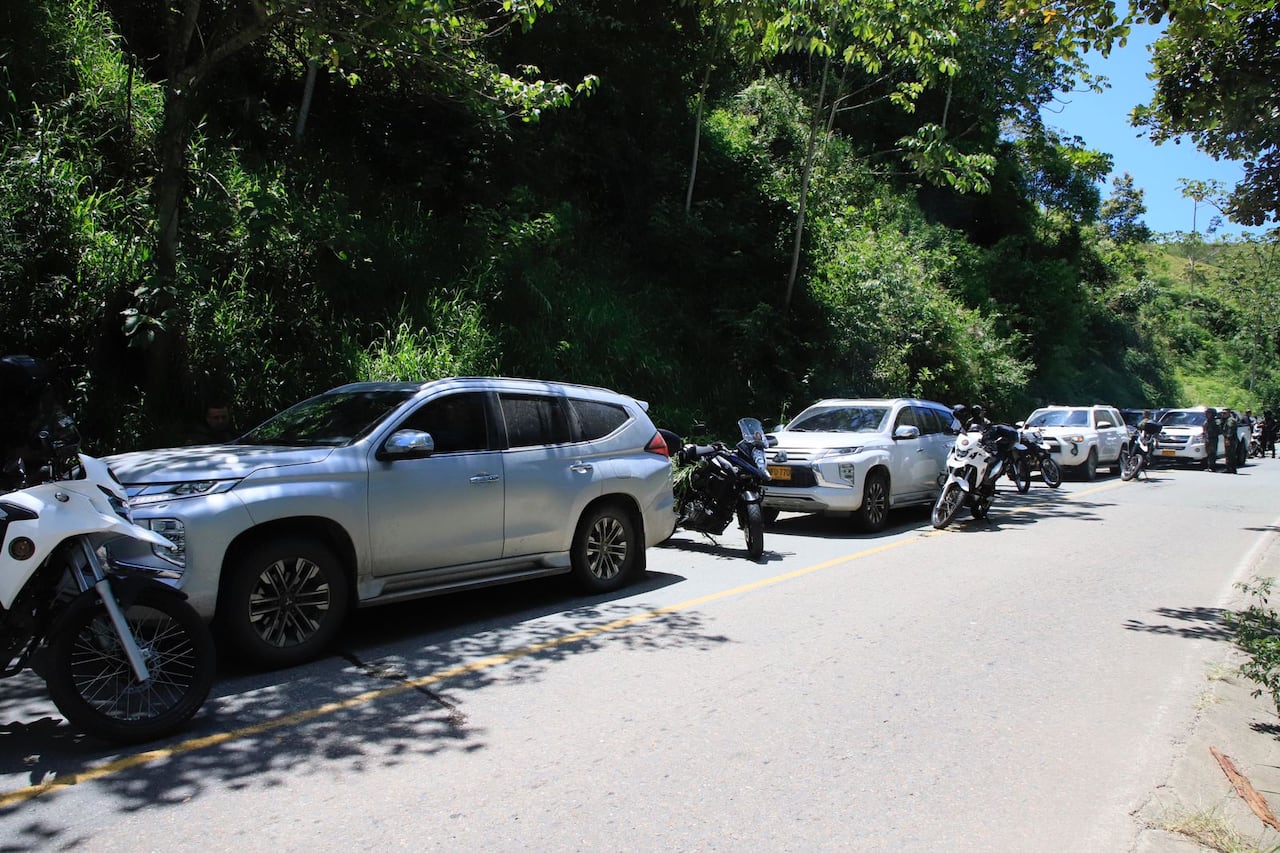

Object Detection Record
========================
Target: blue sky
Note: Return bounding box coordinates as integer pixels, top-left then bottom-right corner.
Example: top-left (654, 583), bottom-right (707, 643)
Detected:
top-left (1041, 24), bottom-right (1248, 239)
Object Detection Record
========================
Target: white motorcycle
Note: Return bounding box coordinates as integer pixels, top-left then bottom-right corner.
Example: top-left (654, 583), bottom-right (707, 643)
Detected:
top-left (1, 438), bottom-right (215, 743)
top-left (931, 423), bottom-right (1021, 529)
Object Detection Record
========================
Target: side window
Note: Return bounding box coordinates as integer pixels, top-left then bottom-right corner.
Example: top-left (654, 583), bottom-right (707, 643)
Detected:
top-left (399, 393), bottom-right (491, 453)
top-left (568, 398), bottom-right (630, 442)
top-left (912, 406), bottom-right (940, 435)
top-left (500, 394), bottom-right (572, 448)
top-left (893, 406), bottom-right (918, 431)
top-left (937, 407), bottom-right (962, 434)
top-left (1095, 409), bottom-right (1115, 429)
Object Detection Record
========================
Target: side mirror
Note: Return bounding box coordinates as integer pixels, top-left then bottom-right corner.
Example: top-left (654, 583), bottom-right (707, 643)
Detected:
top-left (893, 425), bottom-right (920, 441)
top-left (1015, 420), bottom-right (1025, 428)
top-left (379, 429), bottom-right (435, 460)
top-left (766, 435), bottom-right (778, 447)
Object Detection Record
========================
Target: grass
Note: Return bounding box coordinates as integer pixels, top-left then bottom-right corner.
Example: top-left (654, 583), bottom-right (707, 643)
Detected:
top-left (1159, 808), bottom-right (1280, 853)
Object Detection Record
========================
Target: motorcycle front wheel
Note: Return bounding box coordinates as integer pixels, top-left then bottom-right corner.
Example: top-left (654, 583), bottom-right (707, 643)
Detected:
top-left (1041, 457), bottom-right (1062, 489)
top-left (1121, 450), bottom-right (1144, 481)
top-left (1011, 459), bottom-right (1031, 493)
top-left (739, 503), bottom-right (765, 560)
top-left (931, 483), bottom-right (964, 529)
top-left (46, 587), bottom-right (215, 744)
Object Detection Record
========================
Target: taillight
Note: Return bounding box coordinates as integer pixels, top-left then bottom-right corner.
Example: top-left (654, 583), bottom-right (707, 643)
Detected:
top-left (645, 431), bottom-right (670, 457)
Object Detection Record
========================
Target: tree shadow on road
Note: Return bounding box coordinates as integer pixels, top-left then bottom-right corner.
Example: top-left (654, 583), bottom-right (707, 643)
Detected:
top-left (1122, 606), bottom-right (1234, 641)
top-left (0, 569), bottom-right (732, 843)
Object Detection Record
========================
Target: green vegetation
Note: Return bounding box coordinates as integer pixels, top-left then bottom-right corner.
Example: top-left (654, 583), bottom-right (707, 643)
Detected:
top-left (1, 0), bottom-right (1277, 452)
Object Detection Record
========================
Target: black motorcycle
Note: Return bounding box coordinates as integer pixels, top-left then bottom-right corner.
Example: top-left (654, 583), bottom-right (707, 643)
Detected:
top-left (1121, 421), bottom-right (1163, 481)
top-left (1012, 426), bottom-right (1062, 490)
top-left (672, 418), bottom-right (774, 559)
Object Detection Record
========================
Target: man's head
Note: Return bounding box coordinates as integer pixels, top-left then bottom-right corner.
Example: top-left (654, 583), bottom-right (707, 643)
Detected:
top-left (205, 405), bottom-right (231, 430)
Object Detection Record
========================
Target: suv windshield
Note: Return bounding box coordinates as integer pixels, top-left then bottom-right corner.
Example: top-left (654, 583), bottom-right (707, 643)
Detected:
top-left (1159, 410), bottom-right (1205, 427)
top-left (1026, 409), bottom-right (1089, 427)
top-left (787, 405), bottom-right (890, 433)
top-left (239, 389), bottom-right (416, 447)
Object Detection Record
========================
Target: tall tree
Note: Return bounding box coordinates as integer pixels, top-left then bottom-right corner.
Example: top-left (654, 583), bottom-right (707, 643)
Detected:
top-left (1100, 172), bottom-right (1151, 244)
top-left (128, 0), bottom-right (593, 402)
top-left (1132, 0), bottom-right (1280, 227)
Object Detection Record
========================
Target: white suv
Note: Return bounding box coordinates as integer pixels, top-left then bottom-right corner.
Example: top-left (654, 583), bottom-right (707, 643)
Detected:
top-left (760, 398), bottom-right (958, 532)
top-left (1156, 407), bottom-right (1251, 468)
top-left (1022, 405), bottom-right (1129, 479)
top-left (105, 378), bottom-right (677, 670)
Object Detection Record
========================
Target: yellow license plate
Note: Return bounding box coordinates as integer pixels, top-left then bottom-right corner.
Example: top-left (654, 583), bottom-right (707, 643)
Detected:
top-left (767, 465), bottom-right (791, 482)
top-left (1160, 449), bottom-right (1177, 456)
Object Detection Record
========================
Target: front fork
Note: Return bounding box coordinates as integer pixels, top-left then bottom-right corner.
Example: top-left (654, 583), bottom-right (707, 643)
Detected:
top-left (75, 539), bottom-right (152, 682)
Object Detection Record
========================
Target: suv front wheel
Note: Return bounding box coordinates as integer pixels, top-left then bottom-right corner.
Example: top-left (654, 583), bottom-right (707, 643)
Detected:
top-left (219, 536), bottom-right (351, 669)
top-left (571, 503), bottom-right (639, 594)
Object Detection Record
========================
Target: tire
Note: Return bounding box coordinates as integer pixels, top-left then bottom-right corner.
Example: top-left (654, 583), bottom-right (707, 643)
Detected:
top-left (1041, 457), bottom-right (1062, 489)
top-left (1011, 459), bottom-right (1031, 493)
top-left (931, 483), bottom-right (964, 529)
top-left (571, 502), bottom-right (639, 594)
top-left (220, 537), bottom-right (350, 670)
top-left (1080, 447), bottom-right (1098, 481)
top-left (47, 587), bottom-right (215, 744)
top-left (1120, 450), bottom-right (1139, 481)
top-left (855, 470), bottom-right (890, 532)
top-left (970, 494), bottom-right (992, 519)
top-left (739, 502), bottom-right (765, 560)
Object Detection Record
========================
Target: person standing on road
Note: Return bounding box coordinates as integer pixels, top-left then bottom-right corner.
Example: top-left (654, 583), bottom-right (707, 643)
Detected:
top-left (1223, 408), bottom-right (1240, 474)
top-left (1264, 411), bottom-right (1277, 459)
top-left (1204, 407), bottom-right (1219, 471)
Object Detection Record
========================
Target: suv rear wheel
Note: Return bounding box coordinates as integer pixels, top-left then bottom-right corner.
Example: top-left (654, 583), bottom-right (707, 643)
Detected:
top-left (571, 503), bottom-right (638, 594)
top-left (219, 536), bottom-right (350, 669)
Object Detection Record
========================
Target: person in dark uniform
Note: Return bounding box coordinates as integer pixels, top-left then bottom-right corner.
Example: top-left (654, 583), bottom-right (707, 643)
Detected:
top-left (1263, 411), bottom-right (1277, 459)
top-left (1203, 407), bottom-right (1219, 471)
top-left (1223, 408), bottom-right (1239, 473)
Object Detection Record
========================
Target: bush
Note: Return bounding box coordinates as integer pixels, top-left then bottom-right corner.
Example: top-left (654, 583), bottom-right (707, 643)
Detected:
top-left (1230, 576), bottom-right (1280, 714)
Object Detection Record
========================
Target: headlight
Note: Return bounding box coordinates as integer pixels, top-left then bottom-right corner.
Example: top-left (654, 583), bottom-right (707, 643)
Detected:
top-left (141, 518), bottom-right (186, 567)
top-left (130, 479), bottom-right (240, 505)
top-left (821, 447), bottom-right (863, 457)
top-left (1064, 435), bottom-right (1085, 444)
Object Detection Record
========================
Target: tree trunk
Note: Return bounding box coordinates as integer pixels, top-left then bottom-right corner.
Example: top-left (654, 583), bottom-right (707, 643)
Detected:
top-left (147, 81), bottom-right (191, 403)
top-left (784, 48), bottom-right (833, 313)
top-left (295, 58), bottom-right (318, 143)
top-left (684, 59), bottom-right (713, 216)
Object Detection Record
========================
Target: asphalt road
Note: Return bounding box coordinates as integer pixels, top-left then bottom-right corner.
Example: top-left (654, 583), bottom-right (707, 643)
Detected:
top-left (2, 458), bottom-right (1279, 851)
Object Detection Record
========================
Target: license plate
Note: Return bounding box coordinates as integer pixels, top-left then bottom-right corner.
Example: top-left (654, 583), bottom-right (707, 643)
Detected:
top-left (1160, 449), bottom-right (1176, 456)
top-left (767, 465), bottom-right (791, 482)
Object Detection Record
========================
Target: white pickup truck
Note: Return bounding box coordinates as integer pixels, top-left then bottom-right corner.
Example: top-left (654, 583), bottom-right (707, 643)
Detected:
top-left (1155, 408), bottom-right (1250, 468)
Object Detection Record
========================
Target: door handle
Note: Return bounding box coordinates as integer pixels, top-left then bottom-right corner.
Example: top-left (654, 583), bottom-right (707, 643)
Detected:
top-left (469, 474), bottom-right (501, 484)
top-left (571, 462), bottom-right (593, 474)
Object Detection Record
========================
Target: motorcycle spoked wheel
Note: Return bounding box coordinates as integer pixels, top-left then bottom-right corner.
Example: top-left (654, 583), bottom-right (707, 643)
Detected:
top-left (1010, 459), bottom-right (1031, 493)
top-left (931, 483), bottom-right (965, 529)
top-left (738, 503), bottom-right (765, 560)
top-left (46, 587), bottom-right (215, 744)
top-left (1120, 450), bottom-right (1145, 481)
top-left (1040, 457), bottom-right (1062, 489)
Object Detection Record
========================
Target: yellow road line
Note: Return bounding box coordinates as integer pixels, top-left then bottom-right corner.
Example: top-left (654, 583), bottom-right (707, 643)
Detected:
top-left (0, 479), bottom-right (1122, 809)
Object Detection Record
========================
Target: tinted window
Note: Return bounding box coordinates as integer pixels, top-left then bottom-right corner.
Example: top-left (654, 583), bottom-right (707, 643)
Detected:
top-left (500, 394), bottom-right (572, 448)
top-left (914, 406), bottom-right (944, 435)
top-left (1026, 409), bottom-right (1089, 427)
top-left (399, 393), bottom-right (491, 453)
top-left (788, 405), bottom-right (890, 433)
top-left (569, 398), bottom-right (630, 441)
top-left (1160, 410), bottom-right (1205, 427)
top-left (894, 407), bottom-right (918, 430)
top-left (241, 389), bottom-right (415, 447)
top-left (1095, 409), bottom-right (1116, 428)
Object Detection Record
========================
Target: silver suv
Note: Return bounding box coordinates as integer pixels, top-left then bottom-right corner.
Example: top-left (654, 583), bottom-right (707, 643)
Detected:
top-left (761, 398), bottom-right (958, 532)
top-left (106, 378), bottom-right (677, 669)
top-left (1022, 405), bottom-right (1128, 479)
